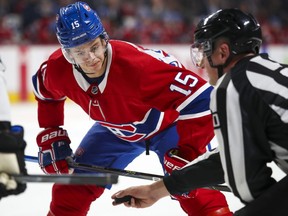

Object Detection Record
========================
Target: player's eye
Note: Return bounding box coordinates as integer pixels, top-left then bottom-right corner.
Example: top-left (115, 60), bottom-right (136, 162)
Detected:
top-left (76, 52), bottom-right (85, 56)
top-left (91, 46), bottom-right (99, 53)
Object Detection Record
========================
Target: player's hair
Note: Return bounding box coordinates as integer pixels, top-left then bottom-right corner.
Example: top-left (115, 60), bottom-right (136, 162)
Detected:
top-left (55, 1), bottom-right (108, 49)
top-left (194, 8), bottom-right (262, 56)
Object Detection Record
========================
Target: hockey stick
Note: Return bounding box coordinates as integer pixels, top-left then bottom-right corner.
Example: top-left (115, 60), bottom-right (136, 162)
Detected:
top-left (66, 157), bottom-right (163, 181)
top-left (25, 155), bottom-right (162, 181)
top-left (65, 157), bottom-right (231, 192)
top-left (12, 173), bottom-right (118, 185)
top-left (23, 155), bottom-right (118, 185)
top-left (25, 155), bottom-right (38, 163)
top-left (25, 155), bottom-right (231, 192)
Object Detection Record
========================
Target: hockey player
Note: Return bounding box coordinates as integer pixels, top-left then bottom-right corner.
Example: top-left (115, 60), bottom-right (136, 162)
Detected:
top-left (32, 1), bottom-right (232, 216)
top-left (112, 8), bottom-right (288, 216)
top-left (0, 57), bottom-right (27, 199)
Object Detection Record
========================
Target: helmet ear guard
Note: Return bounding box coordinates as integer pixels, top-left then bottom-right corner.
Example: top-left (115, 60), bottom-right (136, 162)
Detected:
top-left (99, 31), bottom-right (109, 44)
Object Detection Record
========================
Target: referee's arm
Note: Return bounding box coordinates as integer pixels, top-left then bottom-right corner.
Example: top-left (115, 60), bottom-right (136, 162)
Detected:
top-left (163, 152), bottom-right (225, 195)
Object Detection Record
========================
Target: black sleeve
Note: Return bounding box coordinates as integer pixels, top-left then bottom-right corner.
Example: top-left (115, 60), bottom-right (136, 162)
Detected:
top-left (163, 152), bottom-right (225, 195)
top-left (234, 175), bottom-right (288, 216)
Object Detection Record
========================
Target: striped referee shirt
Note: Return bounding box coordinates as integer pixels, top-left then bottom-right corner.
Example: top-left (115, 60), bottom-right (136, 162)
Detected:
top-left (211, 53), bottom-right (288, 203)
top-left (163, 53), bottom-right (288, 205)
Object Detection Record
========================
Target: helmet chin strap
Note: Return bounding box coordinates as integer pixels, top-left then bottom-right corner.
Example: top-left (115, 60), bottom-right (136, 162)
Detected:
top-left (207, 53), bottom-right (233, 80)
top-left (207, 56), bottom-right (224, 79)
top-left (216, 65), bottom-right (224, 78)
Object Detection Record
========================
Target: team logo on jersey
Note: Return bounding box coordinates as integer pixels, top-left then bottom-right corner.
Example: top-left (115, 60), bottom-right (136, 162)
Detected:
top-left (98, 121), bottom-right (146, 142)
top-left (91, 85), bottom-right (98, 95)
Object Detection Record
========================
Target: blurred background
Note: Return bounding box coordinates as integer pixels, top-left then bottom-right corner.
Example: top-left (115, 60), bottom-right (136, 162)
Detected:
top-left (1, 0), bottom-right (288, 45)
top-left (1, 0), bottom-right (288, 103)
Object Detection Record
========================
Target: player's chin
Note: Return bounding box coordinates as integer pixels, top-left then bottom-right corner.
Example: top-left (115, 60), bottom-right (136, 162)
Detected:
top-left (85, 64), bottom-right (101, 73)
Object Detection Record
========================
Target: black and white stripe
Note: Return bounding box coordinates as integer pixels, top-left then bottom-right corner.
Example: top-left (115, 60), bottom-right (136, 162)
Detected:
top-left (211, 53), bottom-right (288, 203)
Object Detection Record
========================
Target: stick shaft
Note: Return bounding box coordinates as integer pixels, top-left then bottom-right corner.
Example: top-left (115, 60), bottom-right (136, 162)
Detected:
top-left (25, 155), bottom-right (231, 192)
top-left (13, 173), bottom-right (118, 185)
top-left (67, 158), bottom-right (163, 181)
top-left (25, 155), bottom-right (38, 162)
top-left (25, 155), bottom-right (162, 181)
top-left (66, 157), bottom-right (231, 192)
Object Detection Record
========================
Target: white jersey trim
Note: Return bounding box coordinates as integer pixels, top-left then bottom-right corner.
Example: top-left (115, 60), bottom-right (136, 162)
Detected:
top-left (176, 82), bottom-right (211, 112)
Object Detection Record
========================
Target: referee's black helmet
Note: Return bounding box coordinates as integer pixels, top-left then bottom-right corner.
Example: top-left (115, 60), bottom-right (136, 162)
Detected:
top-left (194, 8), bottom-right (262, 56)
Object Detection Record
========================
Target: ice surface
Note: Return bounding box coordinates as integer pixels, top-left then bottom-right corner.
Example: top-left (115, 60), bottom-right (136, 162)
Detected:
top-left (0, 103), bottom-right (284, 215)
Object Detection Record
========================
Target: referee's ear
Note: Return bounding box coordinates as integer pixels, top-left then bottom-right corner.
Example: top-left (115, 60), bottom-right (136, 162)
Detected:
top-left (214, 42), bottom-right (230, 65)
top-left (219, 43), bottom-right (230, 60)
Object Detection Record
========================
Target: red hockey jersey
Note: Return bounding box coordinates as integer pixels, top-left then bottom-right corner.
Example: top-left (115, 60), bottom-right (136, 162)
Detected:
top-left (33, 40), bottom-right (214, 160)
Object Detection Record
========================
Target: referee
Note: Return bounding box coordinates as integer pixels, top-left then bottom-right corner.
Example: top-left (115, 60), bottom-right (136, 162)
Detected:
top-left (112, 8), bottom-right (288, 216)
top-left (190, 8), bottom-right (288, 215)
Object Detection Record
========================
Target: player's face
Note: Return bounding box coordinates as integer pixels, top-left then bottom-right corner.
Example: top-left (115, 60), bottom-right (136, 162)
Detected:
top-left (68, 37), bottom-right (107, 78)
